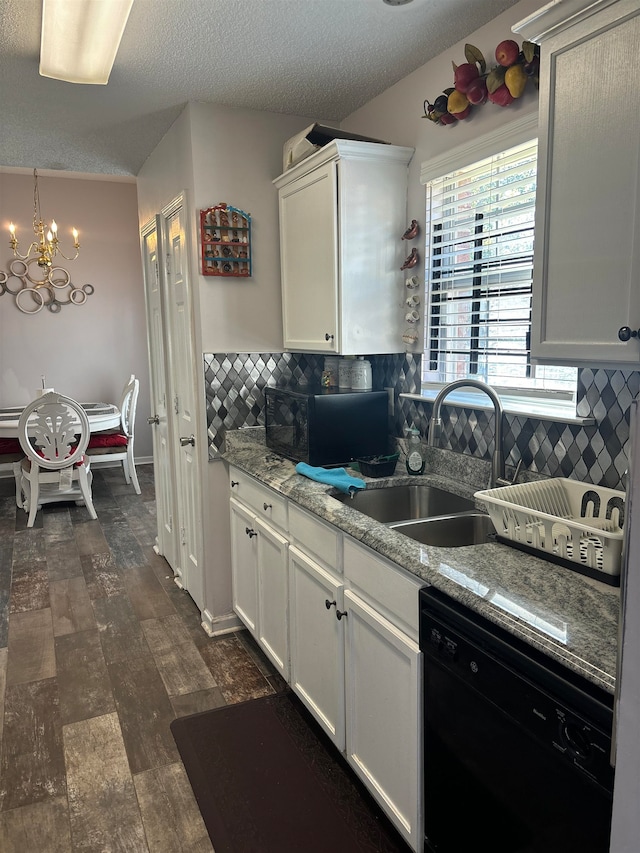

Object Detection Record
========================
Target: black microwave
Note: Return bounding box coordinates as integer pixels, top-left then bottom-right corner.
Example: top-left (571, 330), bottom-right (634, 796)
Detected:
top-left (264, 385), bottom-right (389, 467)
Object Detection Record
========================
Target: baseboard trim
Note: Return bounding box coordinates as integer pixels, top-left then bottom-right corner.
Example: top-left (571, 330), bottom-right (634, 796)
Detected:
top-left (201, 609), bottom-right (243, 637)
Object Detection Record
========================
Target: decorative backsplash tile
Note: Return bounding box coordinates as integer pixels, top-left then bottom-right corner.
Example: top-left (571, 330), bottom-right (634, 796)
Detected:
top-left (399, 365), bottom-right (638, 491)
top-left (203, 352), bottom-right (636, 491)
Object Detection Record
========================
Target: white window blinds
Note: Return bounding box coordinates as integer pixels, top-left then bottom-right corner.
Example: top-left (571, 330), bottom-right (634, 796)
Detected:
top-left (424, 139), bottom-right (575, 394)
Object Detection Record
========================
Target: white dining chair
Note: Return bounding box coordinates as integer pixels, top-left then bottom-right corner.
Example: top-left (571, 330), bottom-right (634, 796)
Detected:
top-left (86, 375), bottom-right (141, 494)
top-left (17, 392), bottom-right (97, 527)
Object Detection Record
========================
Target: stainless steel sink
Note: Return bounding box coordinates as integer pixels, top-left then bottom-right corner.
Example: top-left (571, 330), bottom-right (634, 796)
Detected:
top-left (389, 513), bottom-right (496, 547)
top-left (333, 484), bottom-right (475, 523)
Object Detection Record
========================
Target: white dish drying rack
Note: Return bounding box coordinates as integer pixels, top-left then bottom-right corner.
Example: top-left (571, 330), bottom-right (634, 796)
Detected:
top-left (474, 478), bottom-right (625, 584)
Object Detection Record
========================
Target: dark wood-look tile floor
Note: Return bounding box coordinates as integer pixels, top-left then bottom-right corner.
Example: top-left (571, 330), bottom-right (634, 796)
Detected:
top-left (0, 465), bottom-right (285, 852)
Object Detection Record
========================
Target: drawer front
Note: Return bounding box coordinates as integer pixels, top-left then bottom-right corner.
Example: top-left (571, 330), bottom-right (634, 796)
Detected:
top-left (229, 467), bottom-right (287, 531)
top-left (343, 537), bottom-right (422, 640)
top-left (289, 502), bottom-right (341, 573)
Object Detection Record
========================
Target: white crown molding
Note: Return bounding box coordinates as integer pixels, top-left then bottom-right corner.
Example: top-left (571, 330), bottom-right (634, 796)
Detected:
top-left (0, 166), bottom-right (136, 183)
top-left (420, 112), bottom-right (538, 185)
top-left (274, 139), bottom-right (414, 187)
top-left (512, 0), bottom-right (621, 43)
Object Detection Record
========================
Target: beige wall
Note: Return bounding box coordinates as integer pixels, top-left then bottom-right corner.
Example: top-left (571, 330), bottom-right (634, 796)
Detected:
top-left (0, 170), bottom-right (153, 457)
top-left (137, 101), bottom-right (315, 353)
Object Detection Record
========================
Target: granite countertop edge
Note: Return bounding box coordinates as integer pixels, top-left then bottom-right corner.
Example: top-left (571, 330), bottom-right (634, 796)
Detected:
top-left (220, 432), bottom-right (619, 695)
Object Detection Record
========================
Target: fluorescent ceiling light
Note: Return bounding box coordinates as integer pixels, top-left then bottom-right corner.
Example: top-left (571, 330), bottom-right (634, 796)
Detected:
top-left (39, 0), bottom-right (134, 85)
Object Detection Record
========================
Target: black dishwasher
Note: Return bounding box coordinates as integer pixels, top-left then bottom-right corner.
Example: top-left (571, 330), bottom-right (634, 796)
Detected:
top-left (419, 586), bottom-right (614, 853)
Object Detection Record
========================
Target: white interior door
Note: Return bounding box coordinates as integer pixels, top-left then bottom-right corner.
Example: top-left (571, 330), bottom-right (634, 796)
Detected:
top-left (140, 218), bottom-right (178, 570)
top-left (162, 196), bottom-right (205, 611)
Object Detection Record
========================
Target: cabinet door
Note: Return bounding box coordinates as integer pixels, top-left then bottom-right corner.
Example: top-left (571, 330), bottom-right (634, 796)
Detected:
top-left (344, 589), bottom-right (422, 852)
top-left (229, 497), bottom-right (258, 634)
top-left (278, 161), bottom-right (339, 352)
top-left (288, 544), bottom-right (345, 750)
top-left (256, 516), bottom-right (289, 680)
top-left (530, 0), bottom-right (640, 364)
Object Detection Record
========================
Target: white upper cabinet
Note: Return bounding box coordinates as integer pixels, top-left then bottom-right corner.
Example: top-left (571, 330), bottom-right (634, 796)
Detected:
top-left (274, 140), bottom-right (414, 355)
top-left (515, 0), bottom-right (640, 365)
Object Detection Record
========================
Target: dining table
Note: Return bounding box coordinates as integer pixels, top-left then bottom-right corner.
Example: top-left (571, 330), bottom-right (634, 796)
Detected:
top-left (0, 402), bottom-right (121, 439)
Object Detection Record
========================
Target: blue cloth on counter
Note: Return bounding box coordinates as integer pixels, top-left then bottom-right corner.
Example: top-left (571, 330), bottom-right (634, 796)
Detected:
top-left (295, 462), bottom-right (366, 495)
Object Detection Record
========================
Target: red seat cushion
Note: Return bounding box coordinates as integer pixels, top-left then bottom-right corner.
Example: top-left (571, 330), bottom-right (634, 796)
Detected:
top-left (87, 432), bottom-right (128, 449)
top-left (0, 438), bottom-right (21, 454)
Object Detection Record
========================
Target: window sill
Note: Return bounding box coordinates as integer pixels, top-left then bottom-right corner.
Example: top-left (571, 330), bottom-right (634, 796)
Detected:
top-left (400, 390), bottom-right (594, 426)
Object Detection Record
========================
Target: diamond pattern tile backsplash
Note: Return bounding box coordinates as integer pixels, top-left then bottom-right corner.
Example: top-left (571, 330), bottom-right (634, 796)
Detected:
top-left (203, 352), bottom-right (637, 491)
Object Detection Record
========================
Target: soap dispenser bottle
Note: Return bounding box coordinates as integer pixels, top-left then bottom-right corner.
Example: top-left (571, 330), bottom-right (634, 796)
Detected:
top-left (406, 428), bottom-right (425, 475)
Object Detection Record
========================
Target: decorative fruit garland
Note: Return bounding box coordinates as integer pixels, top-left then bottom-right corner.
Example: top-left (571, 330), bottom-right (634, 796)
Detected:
top-left (423, 39), bottom-right (540, 126)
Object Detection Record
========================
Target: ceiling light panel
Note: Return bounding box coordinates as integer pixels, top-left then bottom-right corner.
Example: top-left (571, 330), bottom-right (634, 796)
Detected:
top-left (39, 0), bottom-right (134, 85)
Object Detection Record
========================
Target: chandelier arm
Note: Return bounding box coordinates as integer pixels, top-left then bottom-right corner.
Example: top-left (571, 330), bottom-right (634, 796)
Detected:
top-left (10, 240), bottom-right (42, 261)
top-left (54, 248), bottom-right (80, 262)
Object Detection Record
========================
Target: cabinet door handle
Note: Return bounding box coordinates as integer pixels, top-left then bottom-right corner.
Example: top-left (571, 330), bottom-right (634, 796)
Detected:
top-left (245, 527), bottom-right (257, 538)
top-left (325, 599), bottom-right (336, 610)
top-left (231, 480), bottom-right (239, 487)
top-left (324, 332), bottom-right (334, 341)
top-left (336, 609), bottom-right (348, 621)
top-left (180, 434), bottom-right (195, 447)
top-left (618, 326), bottom-right (640, 342)
top-left (263, 502), bottom-right (272, 511)
top-left (147, 415), bottom-right (160, 425)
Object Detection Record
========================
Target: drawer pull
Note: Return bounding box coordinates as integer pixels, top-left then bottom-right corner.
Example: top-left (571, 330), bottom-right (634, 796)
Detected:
top-left (231, 480), bottom-right (239, 488)
top-left (245, 527), bottom-right (257, 539)
top-left (336, 609), bottom-right (348, 621)
top-left (263, 502), bottom-right (272, 511)
top-left (325, 599), bottom-right (336, 610)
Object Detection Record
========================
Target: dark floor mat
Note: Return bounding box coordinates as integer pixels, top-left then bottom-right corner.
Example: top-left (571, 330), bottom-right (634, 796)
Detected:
top-left (170, 690), bottom-right (411, 853)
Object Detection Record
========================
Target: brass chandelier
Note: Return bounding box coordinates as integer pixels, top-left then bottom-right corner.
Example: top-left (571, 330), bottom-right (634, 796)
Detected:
top-left (8, 169), bottom-right (80, 269)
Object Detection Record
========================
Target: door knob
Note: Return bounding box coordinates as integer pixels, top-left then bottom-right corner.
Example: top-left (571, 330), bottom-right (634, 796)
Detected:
top-left (148, 415), bottom-right (160, 425)
top-left (618, 326), bottom-right (640, 342)
top-left (180, 434), bottom-right (195, 446)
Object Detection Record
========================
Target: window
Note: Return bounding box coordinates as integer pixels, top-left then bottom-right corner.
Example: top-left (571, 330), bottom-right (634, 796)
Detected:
top-left (422, 137), bottom-right (576, 402)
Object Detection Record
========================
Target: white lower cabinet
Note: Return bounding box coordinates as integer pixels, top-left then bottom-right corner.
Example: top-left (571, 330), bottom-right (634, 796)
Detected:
top-left (230, 496), bottom-right (258, 634)
top-left (229, 475), bottom-right (289, 680)
top-left (288, 544), bottom-right (345, 750)
top-left (256, 517), bottom-right (289, 679)
top-left (229, 474), bottom-right (422, 851)
top-left (343, 588), bottom-right (422, 852)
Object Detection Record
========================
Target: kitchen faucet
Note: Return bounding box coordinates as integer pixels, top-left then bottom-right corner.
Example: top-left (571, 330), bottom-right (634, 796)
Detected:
top-left (428, 379), bottom-right (510, 489)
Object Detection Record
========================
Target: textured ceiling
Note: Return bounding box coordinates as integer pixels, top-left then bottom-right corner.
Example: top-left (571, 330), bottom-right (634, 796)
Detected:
top-left (0, 0), bottom-right (521, 176)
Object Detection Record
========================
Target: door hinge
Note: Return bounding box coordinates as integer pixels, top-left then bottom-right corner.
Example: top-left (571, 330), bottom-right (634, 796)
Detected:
top-left (165, 255), bottom-right (171, 277)
top-left (181, 527), bottom-right (186, 546)
top-left (174, 395), bottom-right (179, 415)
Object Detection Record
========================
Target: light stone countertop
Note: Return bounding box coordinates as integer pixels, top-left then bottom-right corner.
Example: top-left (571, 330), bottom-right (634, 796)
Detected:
top-left (221, 428), bottom-right (620, 695)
